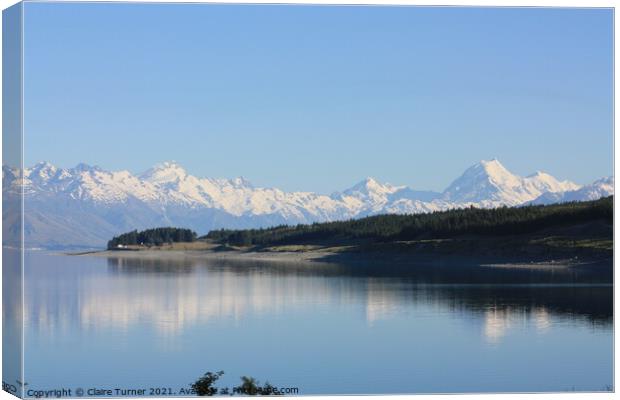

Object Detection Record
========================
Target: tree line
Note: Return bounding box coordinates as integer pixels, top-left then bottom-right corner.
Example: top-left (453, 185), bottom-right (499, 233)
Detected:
top-left (205, 196), bottom-right (613, 247)
top-left (108, 227), bottom-right (197, 249)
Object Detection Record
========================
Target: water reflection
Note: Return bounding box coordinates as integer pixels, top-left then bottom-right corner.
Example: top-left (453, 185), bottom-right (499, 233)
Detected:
top-left (21, 253), bottom-right (612, 340)
top-left (483, 307), bottom-right (520, 344)
top-left (3, 249), bottom-right (23, 393)
top-left (16, 251), bottom-right (613, 393)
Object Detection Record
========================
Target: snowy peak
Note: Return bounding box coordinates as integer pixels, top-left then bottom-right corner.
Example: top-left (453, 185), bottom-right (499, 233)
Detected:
top-left (231, 176), bottom-right (253, 189)
top-left (26, 161), bottom-right (60, 184)
top-left (524, 171), bottom-right (580, 193)
top-left (343, 177), bottom-right (400, 197)
top-left (472, 159), bottom-right (522, 187)
top-left (571, 176), bottom-right (614, 200)
top-left (442, 159), bottom-right (521, 204)
top-left (593, 176), bottom-right (614, 186)
top-left (70, 163), bottom-right (103, 174)
top-left (332, 177), bottom-right (407, 215)
top-left (480, 159), bottom-right (517, 181)
top-left (532, 176), bottom-right (613, 205)
top-left (527, 171), bottom-right (549, 178)
top-left (443, 159), bottom-right (582, 205)
top-left (140, 161), bottom-right (188, 185)
top-left (31, 161), bottom-right (57, 174)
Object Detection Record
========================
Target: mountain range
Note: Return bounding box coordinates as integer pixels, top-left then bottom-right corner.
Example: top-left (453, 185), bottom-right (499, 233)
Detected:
top-left (2, 159), bottom-right (613, 249)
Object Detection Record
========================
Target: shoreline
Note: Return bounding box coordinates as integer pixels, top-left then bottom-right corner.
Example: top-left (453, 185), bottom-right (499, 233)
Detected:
top-left (72, 247), bottom-right (611, 271)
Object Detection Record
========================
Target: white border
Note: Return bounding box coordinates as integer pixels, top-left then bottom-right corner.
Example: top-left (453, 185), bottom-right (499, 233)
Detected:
top-left (0, 1), bottom-right (616, 400)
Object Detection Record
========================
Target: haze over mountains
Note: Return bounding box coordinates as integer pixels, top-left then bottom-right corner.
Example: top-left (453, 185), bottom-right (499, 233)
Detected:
top-left (2, 159), bottom-right (613, 249)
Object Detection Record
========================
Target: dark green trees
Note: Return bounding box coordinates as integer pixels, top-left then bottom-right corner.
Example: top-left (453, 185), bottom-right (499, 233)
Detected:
top-left (191, 371), bottom-right (284, 396)
top-left (233, 376), bottom-right (281, 396)
top-left (107, 227), bottom-right (197, 249)
top-left (191, 371), bottom-right (224, 396)
top-left (205, 196), bottom-right (613, 247)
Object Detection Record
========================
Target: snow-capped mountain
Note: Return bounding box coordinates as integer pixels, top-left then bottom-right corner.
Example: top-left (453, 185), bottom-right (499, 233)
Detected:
top-left (442, 159), bottom-right (580, 206)
top-left (2, 159), bottom-right (613, 249)
top-left (531, 176), bottom-right (614, 205)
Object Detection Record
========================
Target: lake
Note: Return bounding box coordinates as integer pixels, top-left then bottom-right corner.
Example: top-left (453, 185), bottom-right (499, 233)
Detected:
top-left (5, 250), bottom-right (613, 395)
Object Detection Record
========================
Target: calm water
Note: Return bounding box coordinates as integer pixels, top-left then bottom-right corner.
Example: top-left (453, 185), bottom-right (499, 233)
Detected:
top-left (6, 251), bottom-right (614, 395)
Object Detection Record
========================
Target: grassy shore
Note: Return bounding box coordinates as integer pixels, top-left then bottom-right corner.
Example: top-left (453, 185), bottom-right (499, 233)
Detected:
top-left (88, 230), bottom-right (611, 270)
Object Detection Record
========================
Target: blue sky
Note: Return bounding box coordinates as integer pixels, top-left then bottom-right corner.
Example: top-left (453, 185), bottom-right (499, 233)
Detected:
top-left (23, 3), bottom-right (613, 193)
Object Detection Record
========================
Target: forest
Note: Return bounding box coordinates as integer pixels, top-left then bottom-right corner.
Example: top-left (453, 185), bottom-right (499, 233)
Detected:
top-left (108, 227), bottom-right (197, 249)
top-left (205, 197), bottom-right (613, 247)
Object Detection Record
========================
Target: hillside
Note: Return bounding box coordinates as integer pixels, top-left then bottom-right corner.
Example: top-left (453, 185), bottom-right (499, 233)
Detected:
top-left (204, 197), bottom-right (613, 264)
top-left (206, 197), bottom-right (612, 245)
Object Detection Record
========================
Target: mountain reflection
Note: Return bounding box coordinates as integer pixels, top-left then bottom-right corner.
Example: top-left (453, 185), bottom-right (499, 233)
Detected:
top-left (21, 253), bottom-right (612, 343)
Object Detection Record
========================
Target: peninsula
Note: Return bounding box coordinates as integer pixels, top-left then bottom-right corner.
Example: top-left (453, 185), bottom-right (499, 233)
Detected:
top-left (98, 197), bottom-right (613, 269)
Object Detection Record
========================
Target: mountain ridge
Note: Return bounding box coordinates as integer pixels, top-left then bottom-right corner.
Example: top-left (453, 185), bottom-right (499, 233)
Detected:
top-left (2, 159), bottom-right (613, 249)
